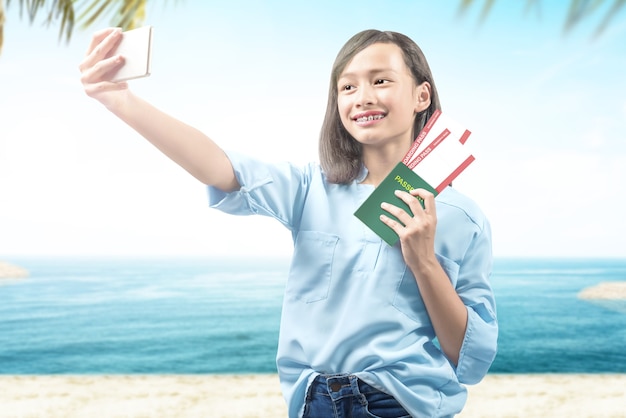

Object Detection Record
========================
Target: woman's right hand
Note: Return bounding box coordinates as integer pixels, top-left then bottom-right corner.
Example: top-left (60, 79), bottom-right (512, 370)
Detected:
top-left (77, 28), bottom-right (238, 190)
top-left (78, 27), bottom-right (129, 110)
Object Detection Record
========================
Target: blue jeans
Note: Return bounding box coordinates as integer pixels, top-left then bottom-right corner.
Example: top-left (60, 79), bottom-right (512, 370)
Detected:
top-left (303, 374), bottom-right (411, 418)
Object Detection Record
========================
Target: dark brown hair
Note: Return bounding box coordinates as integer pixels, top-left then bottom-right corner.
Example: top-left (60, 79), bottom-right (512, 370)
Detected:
top-left (319, 30), bottom-right (442, 184)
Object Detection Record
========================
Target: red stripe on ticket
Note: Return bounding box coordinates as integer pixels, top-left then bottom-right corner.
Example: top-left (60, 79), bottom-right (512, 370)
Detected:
top-left (402, 109), bottom-right (442, 166)
top-left (459, 129), bottom-right (471, 145)
top-left (407, 128), bottom-right (451, 169)
top-left (434, 155), bottom-right (475, 193)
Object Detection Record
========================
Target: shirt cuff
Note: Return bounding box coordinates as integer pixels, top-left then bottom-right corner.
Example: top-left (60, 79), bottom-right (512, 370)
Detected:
top-left (455, 302), bottom-right (498, 384)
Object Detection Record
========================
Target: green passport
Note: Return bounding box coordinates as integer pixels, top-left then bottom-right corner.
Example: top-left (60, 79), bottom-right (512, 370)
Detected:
top-left (354, 162), bottom-right (438, 246)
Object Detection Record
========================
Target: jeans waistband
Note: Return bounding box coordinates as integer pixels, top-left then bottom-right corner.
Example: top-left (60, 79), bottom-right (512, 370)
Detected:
top-left (310, 374), bottom-right (381, 400)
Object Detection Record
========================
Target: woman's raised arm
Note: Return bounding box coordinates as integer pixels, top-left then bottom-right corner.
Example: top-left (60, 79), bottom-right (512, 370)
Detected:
top-left (78, 27), bottom-right (239, 192)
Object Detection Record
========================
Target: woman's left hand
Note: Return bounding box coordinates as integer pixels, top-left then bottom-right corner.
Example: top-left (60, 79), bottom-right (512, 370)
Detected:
top-left (380, 188), bottom-right (437, 269)
top-left (381, 189), bottom-right (468, 365)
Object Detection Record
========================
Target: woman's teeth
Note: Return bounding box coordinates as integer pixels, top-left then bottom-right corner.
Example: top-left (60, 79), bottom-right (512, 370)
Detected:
top-left (356, 114), bottom-right (385, 122)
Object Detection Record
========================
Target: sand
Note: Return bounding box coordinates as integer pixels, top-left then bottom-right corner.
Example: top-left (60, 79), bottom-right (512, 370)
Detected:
top-left (2, 265), bottom-right (624, 416)
top-left (578, 282), bottom-right (626, 300)
top-left (461, 374), bottom-right (626, 418)
top-left (0, 375), bottom-right (285, 418)
top-left (0, 261), bottom-right (28, 279)
top-left (0, 374), bottom-right (625, 417)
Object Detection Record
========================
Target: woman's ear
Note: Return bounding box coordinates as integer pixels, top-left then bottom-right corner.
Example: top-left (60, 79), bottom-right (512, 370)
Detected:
top-left (414, 81), bottom-right (431, 113)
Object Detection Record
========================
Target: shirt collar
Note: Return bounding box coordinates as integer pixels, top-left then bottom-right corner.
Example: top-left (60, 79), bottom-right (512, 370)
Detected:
top-left (356, 164), bottom-right (368, 184)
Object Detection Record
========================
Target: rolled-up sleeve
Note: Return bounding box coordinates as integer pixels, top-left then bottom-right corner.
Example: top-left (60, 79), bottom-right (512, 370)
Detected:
top-left (207, 150), bottom-right (310, 230)
top-left (454, 217), bottom-right (498, 384)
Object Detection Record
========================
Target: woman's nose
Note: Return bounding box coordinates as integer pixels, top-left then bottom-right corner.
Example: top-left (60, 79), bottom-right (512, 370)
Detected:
top-left (355, 85), bottom-right (376, 106)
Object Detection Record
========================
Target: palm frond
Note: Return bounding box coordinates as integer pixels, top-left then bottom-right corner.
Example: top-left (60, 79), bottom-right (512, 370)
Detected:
top-left (77, 0), bottom-right (117, 28)
top-left (563, 0), bottom-right (604, 33)
top-left (523, 0), bottom-right (542, 18)
top-left (459, 0), bottom-right (624, 39)
top-left (3, 0), bottom-right (76, 44)
top-left (49, 0), bottom-right (75, 43)
top-left (77, 0), bottom-right (147, 31)
top-left (2, 0), bottom-right (152, 51)
top-left (0, 0), bottom-right (5, 54)
top-left (457, 0), bottom-right (497, 24)
top-left (563, 0), bottom-right (626, 38)
top-left (591, 0), bottom-right (626, 38)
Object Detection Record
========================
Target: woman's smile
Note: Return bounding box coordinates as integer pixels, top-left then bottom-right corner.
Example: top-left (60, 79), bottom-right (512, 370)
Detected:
top-left (353, 111), bottom-right (387, 126)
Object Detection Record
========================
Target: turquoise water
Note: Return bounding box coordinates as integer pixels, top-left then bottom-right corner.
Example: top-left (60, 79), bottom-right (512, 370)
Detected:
top-left (1, 257), bottom-right (625, 374)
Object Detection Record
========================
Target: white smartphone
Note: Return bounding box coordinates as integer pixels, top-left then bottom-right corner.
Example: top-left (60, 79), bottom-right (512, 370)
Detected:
top-left (108, 26), bottom-right (154, 82)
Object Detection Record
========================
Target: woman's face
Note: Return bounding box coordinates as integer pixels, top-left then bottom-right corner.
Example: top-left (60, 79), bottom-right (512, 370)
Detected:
top-left (336, 42), bottom-right (430, 152)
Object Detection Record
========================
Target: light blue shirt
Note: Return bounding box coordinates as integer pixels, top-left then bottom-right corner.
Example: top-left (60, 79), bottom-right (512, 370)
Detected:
top-left (208, 151), bottom-right (498, 418)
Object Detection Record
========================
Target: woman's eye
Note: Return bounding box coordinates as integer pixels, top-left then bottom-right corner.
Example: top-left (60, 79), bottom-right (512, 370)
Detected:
top-left (374, 79), bottom-right (388, 85)
top-left (341, 84), bottom-right (354, 91)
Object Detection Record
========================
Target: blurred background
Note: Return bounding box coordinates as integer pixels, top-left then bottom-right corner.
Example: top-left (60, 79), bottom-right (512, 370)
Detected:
top-left (1, 0), bottom-right (625, 258)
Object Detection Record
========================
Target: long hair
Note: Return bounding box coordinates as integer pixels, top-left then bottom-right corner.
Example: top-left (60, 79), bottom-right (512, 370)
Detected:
top-left (319, 30), bottom-right (442, 184)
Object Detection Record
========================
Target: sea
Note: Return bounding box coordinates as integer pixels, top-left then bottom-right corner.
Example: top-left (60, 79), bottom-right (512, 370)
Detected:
top-left (1, 257), bottom-right (625, 375)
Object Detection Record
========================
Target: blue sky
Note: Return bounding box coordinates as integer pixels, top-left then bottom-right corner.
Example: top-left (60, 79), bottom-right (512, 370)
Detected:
top-left (1, 1), bottom-right (625, 258)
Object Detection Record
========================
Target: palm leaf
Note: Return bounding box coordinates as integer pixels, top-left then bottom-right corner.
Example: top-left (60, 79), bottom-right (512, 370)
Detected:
top-left (563, 0), bottom-right (626, 37)
top-left (77, 0), bottom-right (147, 31)
top-left (459, 0), bottom-right (625, 38)
top-left (0, 0), bottom-right (621, 57)
top-left (0, 0), bottom-right (5, 53)
top-left (1, 0), bottom-right (155, 53)
top-left (4, 0), bottom-right (76, 44)
top-left (563, 0), bottom-right (604, 33)
top-left (50, 0), bottom-right (75, 43)
top-left (592, 0), bottom-right (626, 38)
top-left (523, 0), bottom-right (542, 18)
top-left (457, 0), bottom-right (497, 24)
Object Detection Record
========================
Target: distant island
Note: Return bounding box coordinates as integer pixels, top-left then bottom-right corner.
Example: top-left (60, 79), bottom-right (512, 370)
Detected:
top-left (0, 261), bottom-right (29, 279)
top-left (578, 282), bottom-right (626, 300)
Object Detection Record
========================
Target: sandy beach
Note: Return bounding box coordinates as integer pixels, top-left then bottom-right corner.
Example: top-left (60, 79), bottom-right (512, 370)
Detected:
top-left (0, 261), bottom-right (28, 279)
top-left (1, 270), bottom-right (624, 417)
top-left (0, 373), bottom-right (625, 417)
top-left (578, 282), bottom-right (626, 300)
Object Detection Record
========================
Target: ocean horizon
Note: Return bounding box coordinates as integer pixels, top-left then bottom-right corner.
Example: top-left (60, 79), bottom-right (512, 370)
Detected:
top-left (1, 256), bottom-right (625, 375)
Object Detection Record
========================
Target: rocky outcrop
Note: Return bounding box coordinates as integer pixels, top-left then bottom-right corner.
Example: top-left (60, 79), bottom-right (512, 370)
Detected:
top-left (0, 261), bottom-right (29, 279)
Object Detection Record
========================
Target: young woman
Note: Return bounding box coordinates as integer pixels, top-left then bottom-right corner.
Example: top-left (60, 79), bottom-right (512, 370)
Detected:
top-left (79, 28), bottom-right (498, 418)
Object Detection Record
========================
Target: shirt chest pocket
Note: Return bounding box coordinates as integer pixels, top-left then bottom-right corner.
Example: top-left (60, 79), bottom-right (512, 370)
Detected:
top-left (286, 231), bottom-right (339, 303)
top-left (392, 253), bottom-right (460, 322)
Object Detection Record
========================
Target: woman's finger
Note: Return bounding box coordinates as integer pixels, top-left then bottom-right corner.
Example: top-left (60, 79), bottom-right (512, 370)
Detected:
top-left (410, 188), bottom-right (436, 215)
top-left (393, 189), bottom-right (425, 216)
top-left (379, 212), bottom-right (403, 231)
top-left (79, 54), bottom-right (125, 86)
top-left (79, 28), bottom-right (122, 73)
top-left (86, 27), bottom-right (122, 56)
top-left (381, 200), bottom-right (412, 227)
